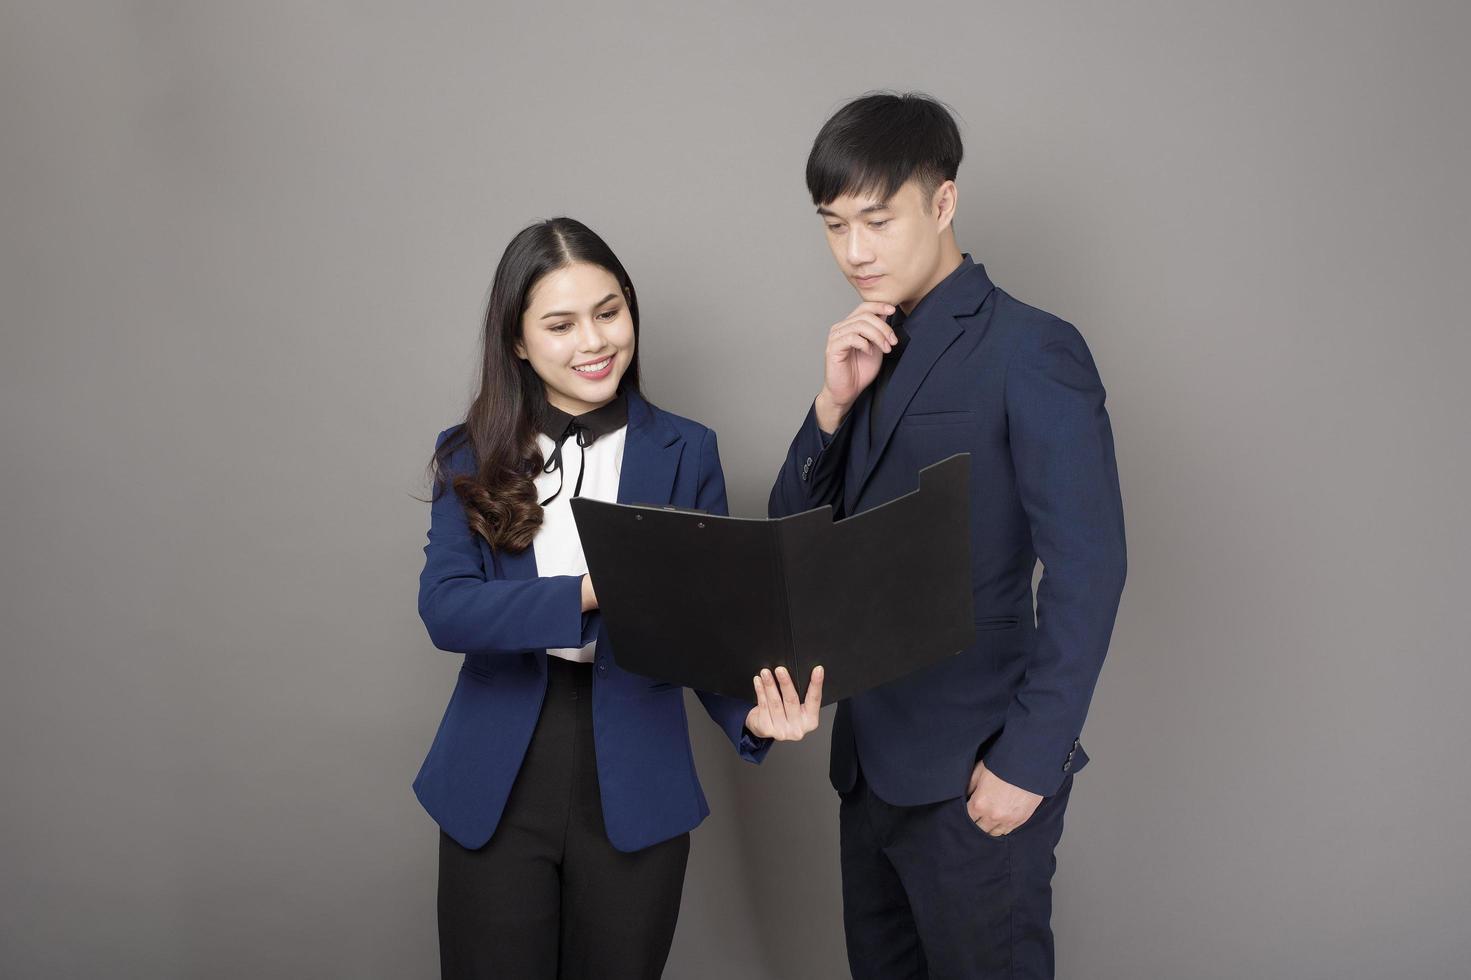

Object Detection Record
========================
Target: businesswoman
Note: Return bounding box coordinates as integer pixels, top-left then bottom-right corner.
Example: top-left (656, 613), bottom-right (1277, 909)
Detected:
top-left (414, 217), bottom-right (822, 979)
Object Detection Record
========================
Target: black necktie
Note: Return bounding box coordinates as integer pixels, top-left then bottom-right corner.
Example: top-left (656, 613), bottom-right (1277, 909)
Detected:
top-left (538, 390), bottom-right (629, 506)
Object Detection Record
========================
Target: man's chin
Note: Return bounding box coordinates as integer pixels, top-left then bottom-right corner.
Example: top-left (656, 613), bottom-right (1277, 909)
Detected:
top-left (853, 284), bottom-right (898, 306)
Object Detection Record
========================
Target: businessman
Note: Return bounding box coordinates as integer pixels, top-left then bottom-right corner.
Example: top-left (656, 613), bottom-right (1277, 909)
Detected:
top-left (769, 92), bottom-right (1127, 979)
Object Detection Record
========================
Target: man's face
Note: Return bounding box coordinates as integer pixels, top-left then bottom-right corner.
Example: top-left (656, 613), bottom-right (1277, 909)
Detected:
top-left (816, 177), bottom-right (953, 312)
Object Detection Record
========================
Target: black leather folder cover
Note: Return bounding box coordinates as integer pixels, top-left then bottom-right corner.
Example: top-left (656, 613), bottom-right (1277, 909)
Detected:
top-left (570, 453), bottom-right (975, 704)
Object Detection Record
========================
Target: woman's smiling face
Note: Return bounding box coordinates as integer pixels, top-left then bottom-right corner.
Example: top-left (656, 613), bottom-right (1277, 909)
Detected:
top-left (516, 262), bottom-right (636, 416)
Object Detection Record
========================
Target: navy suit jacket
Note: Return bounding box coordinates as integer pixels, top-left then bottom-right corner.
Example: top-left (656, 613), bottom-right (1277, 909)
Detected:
top-left (414, 388), bottom-right (769, 852)
top-left (769, 257), bottom-right (1126, 802)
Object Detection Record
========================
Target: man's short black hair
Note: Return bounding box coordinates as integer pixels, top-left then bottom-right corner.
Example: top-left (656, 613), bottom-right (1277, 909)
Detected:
top-left (806, 91), bottom-right (964, 207)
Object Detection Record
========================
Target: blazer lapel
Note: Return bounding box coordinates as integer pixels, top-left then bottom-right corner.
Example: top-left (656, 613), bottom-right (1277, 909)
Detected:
top-left (850, 317), bottom-right (962, 502)
top-left (617, 387), bottom-right (683, 507)
top-left (850, 259), bottom-right (995, 504)
top-left (496, 542), bottom-right (538, 580)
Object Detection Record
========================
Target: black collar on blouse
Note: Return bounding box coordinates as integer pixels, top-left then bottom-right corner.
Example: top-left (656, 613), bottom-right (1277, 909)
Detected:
top-left (537, 389), bottom-right (628, 506)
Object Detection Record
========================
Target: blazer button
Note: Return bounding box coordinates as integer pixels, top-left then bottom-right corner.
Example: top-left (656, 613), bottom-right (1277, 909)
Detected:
top-left (596, 661), bottom-right (607, 674)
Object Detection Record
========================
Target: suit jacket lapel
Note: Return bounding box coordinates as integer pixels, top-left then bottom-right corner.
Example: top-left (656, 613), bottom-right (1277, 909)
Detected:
top-left (617, 387), bottom-right (683, 506)
top-left (493, 539), bottom-right (539, 580)
top-left (850, 259), bottom-right (996, 505)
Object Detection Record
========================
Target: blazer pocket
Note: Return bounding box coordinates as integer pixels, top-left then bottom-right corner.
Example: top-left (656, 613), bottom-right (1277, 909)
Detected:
top-left (901, 410), bottom-right (975, 427)
top-left (975, 615), bottom-right (1020, 631)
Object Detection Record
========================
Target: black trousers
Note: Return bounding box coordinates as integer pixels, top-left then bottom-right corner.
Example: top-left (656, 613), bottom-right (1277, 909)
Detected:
top-left (437, 657), bottom-right (690, 980)
top-left (839, 766), bottom-right (1075, 980)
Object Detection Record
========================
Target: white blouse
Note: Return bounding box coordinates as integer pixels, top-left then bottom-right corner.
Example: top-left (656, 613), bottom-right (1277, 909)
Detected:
top-left (531, 424), bottom-right (628, 662)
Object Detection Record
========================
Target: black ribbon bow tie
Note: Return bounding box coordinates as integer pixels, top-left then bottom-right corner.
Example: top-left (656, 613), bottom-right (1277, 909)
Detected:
top-left (537, 390), bottom-right (628, 507)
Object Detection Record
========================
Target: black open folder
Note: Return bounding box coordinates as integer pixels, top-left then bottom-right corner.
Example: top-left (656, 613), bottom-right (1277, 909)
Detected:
top-left (570, 454), bottom-right (974, 705)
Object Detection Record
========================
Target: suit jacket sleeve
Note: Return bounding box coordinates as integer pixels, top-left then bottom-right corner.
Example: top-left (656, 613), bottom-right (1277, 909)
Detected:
top-left (417, 429), bottom-right (599, 656)
top-left (983, 320), bottom-right (1128, 797)
top-left (690, 427), bottom-right (773, 764)
top-left (768, 398), bottom-right (856, 519)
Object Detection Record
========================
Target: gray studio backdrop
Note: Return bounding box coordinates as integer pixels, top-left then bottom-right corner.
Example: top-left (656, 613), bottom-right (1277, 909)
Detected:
top-left (3, 2), bottom-right (1468, 978)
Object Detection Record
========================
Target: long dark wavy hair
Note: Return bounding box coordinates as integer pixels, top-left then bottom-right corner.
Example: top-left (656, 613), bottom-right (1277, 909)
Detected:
top-left (430, 217), bottom-right (643, 552)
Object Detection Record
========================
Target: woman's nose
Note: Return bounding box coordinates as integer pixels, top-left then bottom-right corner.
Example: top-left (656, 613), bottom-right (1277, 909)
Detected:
top-left (576, 318), bottom-right (606, 351)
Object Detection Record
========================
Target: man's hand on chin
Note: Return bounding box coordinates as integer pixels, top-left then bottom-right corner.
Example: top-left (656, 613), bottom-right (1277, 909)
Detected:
top-left (965, 759), bottom-right (1043, 837)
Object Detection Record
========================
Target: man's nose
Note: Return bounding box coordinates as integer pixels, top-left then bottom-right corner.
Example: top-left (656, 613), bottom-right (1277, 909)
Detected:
top-left (847, 227), bottom-right (875, 266)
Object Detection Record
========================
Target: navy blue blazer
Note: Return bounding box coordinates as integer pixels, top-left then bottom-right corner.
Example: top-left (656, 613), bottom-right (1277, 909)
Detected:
top-left (769, 256), bottom-right (1126, 802)
top-left (414, 389), bottom-right (769, 852)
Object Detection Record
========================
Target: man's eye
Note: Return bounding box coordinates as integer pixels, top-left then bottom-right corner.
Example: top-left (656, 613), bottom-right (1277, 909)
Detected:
top-left (870, 220), bottom-right (890, 229)
top-left (826, 224), bottom-right (844, 233)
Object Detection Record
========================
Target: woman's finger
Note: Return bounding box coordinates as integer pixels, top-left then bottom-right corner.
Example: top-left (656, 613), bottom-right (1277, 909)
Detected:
top-left (775, 666), bottom-right (802, 717)
top-left (750, 674), bottom-right (770, 736)
top-left (801, 666), bottom-right (825, 730)
top-left (761, 669), bottom-right (788, 737)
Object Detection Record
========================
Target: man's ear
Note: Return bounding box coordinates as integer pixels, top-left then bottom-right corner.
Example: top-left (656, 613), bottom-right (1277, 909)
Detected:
top-left (933, 179), bottom-right (958, 233)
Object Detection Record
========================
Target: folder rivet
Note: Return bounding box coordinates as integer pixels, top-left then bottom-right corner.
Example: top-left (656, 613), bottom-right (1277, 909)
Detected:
top-left (635, 515), bottom-right (642, 521)
top-left (698, 522), bottom-right (706, 528)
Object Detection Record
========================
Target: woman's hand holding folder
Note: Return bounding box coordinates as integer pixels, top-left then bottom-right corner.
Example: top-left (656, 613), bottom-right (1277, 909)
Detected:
top-left (745, 665), bottom-right (824, 741)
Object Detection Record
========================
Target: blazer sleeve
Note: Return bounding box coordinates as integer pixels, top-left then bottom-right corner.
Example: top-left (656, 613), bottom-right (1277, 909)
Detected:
top-left (768, 398), bottom-right (856, 519)
top-left (689, 427), bottom-right (774, 765)
top-left (417, 429), bottom-right (598, 656)
top-left (982, 320), bottom-right (1128, 797)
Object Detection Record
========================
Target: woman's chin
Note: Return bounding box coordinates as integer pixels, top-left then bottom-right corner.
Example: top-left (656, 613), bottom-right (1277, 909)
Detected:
top-left (555, 371), bottom-right (622, 411)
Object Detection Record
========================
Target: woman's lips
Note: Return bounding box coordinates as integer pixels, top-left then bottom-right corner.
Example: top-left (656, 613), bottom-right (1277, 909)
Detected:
top-left (571, 356), bottom-right (614, 380)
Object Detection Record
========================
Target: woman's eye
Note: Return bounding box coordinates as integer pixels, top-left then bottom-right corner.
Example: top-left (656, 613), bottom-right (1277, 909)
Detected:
top-left (597, 309), bottom-right (618, 320)
top-left (550, 323), bottom-right (572, 332)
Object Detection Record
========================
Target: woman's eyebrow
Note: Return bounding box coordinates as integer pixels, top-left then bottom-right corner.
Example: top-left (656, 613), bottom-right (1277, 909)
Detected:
top-left (539, 293), bottom-right (619, 319)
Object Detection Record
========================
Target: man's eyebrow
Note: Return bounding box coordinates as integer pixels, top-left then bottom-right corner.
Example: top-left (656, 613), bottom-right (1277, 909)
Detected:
top-left (539, 293), bottom-right (619, 319)
top-left (816, 202), bottom-right (892, 219)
